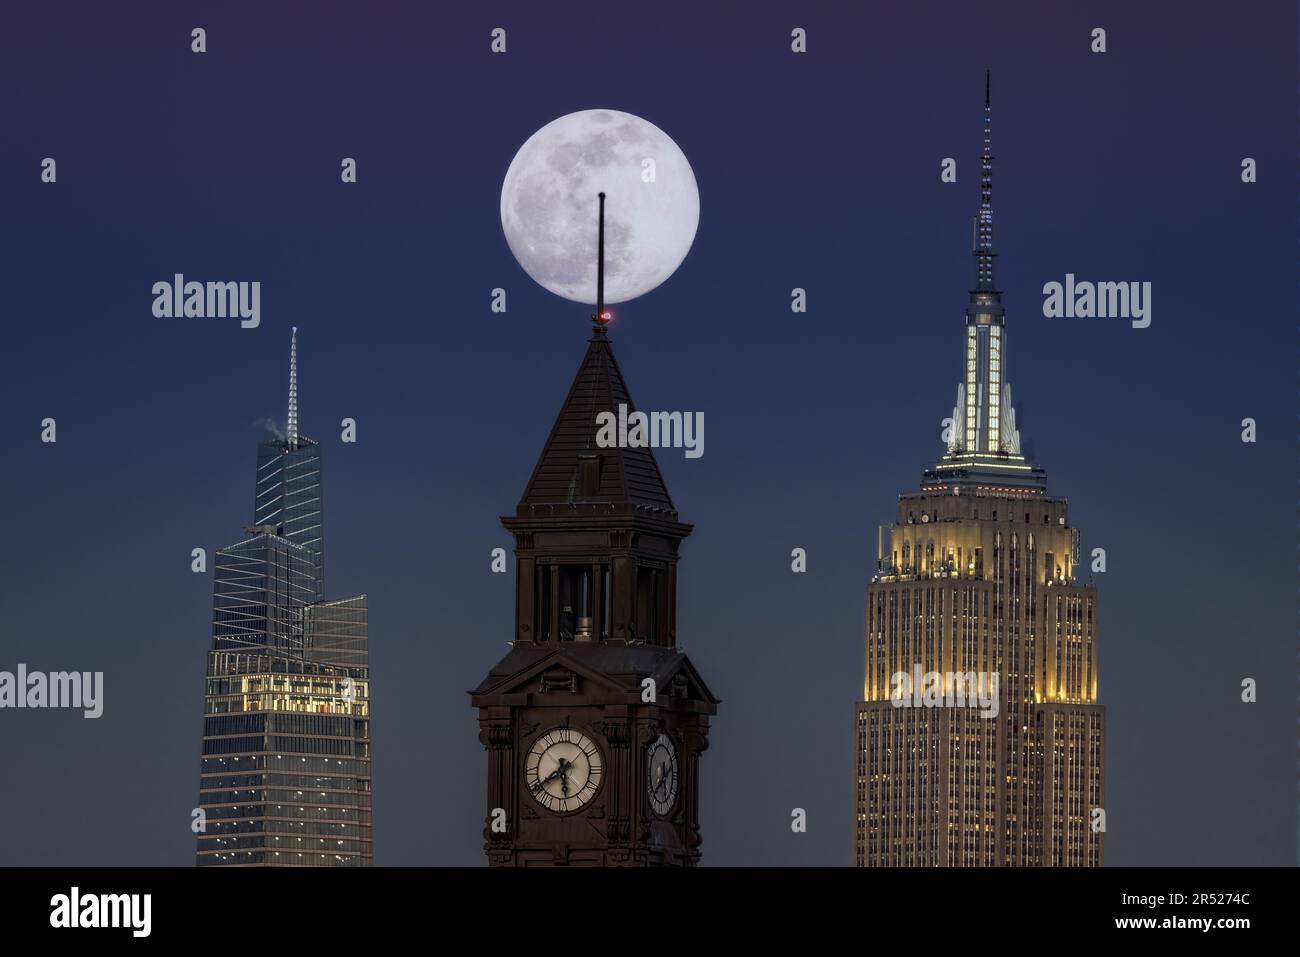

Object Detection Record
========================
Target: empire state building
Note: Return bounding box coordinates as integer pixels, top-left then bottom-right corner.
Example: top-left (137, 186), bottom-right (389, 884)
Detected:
top-left (854, 75), bottom-right (1105, 867)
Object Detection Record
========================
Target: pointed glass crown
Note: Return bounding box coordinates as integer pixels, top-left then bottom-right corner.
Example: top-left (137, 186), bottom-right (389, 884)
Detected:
top-left (922, 71), bottom-right (1047, 495)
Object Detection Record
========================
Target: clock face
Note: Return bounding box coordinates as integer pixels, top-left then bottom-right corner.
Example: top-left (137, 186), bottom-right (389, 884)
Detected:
top-left (646, 732), bottom-right (679, 816)
top-left (525, 727), bottom-right (604, 814)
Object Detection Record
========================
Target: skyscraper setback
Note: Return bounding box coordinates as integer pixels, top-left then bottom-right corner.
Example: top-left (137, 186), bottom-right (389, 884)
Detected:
top-left (854, 76), bottom-right (1105, 867)
top-left (254, 330), bottom-right (325, 595)
top-left (197, 330), bottom-right (372, 867)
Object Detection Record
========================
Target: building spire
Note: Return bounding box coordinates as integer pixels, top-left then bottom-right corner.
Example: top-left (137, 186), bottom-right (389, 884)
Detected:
top-left (974, 69), bottom-right (996, 290)
top-left (286, 327), bottom-right (299, 448)
top-left (592, 192), bottom-right (610, 333)
top-left (923, 72), bottom-right (1046, 494)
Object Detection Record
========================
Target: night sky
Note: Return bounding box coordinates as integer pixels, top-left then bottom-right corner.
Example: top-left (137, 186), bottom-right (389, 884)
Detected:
top-left (0, 0), bottom-right (1293, 866)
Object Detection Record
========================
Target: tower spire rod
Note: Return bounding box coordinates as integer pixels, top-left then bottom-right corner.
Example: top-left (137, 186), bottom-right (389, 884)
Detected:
top-left (974, 69), bottom-right (996, 289)
top-left (287, 326), bottom-right (299, 448)
top-left (593, 192), bottom-right (610, 330)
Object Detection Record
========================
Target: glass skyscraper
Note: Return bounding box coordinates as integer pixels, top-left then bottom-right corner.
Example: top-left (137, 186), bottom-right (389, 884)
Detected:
top-left (197, 330), bottom-right (373, 867)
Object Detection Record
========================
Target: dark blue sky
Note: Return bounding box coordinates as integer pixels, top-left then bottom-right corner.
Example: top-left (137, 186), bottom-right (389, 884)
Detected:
top-left (0, 0), bottom-right (1293, 865)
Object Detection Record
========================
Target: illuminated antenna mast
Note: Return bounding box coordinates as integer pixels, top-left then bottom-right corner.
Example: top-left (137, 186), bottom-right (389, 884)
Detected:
top-left (973, 69), bottom-right (996, 290)
top-left (286, 327), bottom-right (299, 448)
top-left (592, 192), bottom-right (611, 329)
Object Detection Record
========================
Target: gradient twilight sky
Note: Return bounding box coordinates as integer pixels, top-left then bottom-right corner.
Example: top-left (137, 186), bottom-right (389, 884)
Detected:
top-left (0, 0), bottom-right (1293, 866)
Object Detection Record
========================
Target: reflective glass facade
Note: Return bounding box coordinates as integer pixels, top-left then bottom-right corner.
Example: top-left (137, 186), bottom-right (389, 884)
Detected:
top-left (255, 437), bottom-right (324, 598)
top-left (213, 533), bottom-right (316, 656)
top-left (303, 595), bottom-right (368, 670)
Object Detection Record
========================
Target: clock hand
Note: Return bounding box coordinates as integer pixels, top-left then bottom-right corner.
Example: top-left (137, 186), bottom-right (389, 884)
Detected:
top-left (531, 765), bottom-right (565, 792)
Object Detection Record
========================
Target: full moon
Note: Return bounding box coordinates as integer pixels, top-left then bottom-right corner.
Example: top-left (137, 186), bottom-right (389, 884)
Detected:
top-left (500, 109), bottom-right (699, 305)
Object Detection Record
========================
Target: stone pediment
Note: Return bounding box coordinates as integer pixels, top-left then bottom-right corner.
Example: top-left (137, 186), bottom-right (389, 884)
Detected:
top-left (470, 641), bottom-right (719, 711)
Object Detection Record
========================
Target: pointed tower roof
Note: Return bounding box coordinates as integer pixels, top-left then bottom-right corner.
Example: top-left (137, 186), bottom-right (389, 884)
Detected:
top-left (516, 324), bottom-right (676, 514)
top-left (516, 191), bottom-right (677, 516)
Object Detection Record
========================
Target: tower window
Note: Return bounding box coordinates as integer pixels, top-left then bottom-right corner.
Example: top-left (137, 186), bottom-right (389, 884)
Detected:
top-left (535, 567), bottom-right (553, 641)
top-left (635, 566), bottom-right (660, 643)
top-left (537, 564), bottom-right (604, 641)
top-left (577, 455), bottom-right (601, 497)
top-left (557, 565), bottom-right (595, 640)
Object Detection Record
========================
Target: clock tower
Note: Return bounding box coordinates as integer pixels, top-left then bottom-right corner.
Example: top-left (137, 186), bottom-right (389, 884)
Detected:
top-left (470, 196), bottom-right (718, 866)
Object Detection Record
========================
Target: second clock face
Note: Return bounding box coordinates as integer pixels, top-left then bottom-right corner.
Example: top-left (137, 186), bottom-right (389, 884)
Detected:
top-left (646, 732), bottom-right (679, 816)
top-left (525, 727), bottom-right (604, 813)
